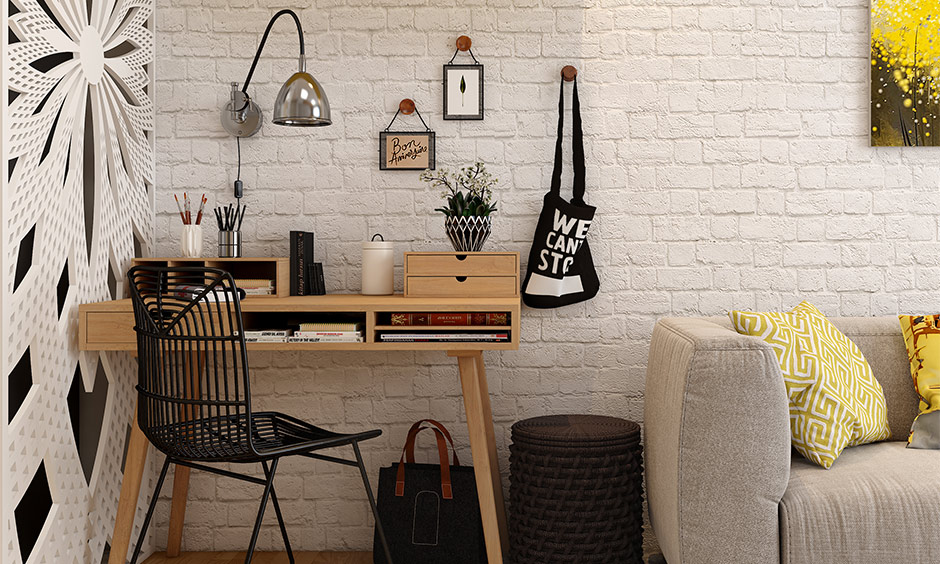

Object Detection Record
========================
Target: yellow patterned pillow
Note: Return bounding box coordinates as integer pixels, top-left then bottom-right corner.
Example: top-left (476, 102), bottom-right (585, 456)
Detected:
top-left (898, 315), bottom-right (940, 449)
top-left (730, 302), bottom-right (890, 468)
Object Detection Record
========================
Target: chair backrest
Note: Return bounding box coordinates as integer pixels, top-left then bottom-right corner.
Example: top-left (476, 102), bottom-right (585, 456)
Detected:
top-left (127, 265), bottom-right (254, 460)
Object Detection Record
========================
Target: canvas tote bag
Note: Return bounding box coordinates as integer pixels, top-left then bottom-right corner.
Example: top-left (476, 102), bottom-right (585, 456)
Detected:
top-left (373, 419), bottom-right (486, 564)
top-left (521, 77), bottom-right (599, 308)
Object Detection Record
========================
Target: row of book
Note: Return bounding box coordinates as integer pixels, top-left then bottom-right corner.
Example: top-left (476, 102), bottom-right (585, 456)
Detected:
top-left (388, 312), bottom-right (508, 326)
top-left (242, 322), bottom-right (364, 343)
top-left (290, 231), bottom-right (326, 296)
top-left (378, 333), bottom-right (509, 342)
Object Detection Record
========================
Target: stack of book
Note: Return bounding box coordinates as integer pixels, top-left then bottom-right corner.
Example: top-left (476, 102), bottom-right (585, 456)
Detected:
top-left (288, 322), bottom-right (365, 343)
top-left (235, 278), bottom-right (275, 296)
top-left (242, 329), bottom-right (292, 343)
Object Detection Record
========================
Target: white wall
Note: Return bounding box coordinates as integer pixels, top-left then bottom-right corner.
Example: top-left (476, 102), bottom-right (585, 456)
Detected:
top-left (153, 0), bottom-right (938, 554)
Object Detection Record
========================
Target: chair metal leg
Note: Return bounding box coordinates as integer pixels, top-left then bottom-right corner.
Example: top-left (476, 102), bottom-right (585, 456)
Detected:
top-left (352, 441), bottom-right (394, 564)
top-left (245, 457), bottom-right (279, 564)
top-left (262, 459), bottom-right (294, 564)
top-left (129, 457), bottom-right (172, 564)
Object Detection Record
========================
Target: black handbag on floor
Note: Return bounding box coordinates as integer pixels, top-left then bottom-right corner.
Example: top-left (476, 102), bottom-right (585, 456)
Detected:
top-left (373, 419), bottom-right (486, 564)
top-left (521, 77), bottom-right (599, 308)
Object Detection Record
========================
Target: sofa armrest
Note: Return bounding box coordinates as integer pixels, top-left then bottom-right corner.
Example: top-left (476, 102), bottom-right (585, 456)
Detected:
top-left (645, 318), bottom-right (791, 564)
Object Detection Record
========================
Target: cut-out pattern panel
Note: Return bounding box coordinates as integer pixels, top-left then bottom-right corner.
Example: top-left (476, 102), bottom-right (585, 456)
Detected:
top-left (69, 362), bottom-right (110, 485)
top-left (8, 347), bottom-right (32, 423)
top-left (2, 0), bottom-right (155, 560)
top-left (14, 460), bottom-right (53, 562)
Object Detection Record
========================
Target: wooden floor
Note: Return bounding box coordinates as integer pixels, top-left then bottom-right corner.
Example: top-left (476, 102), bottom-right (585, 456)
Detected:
top-left (142, 552), bottom-right (372, 564)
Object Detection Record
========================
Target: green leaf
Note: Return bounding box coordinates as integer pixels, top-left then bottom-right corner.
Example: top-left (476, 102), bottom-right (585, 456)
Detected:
top-left (460, 75), bottom-right (466, 94)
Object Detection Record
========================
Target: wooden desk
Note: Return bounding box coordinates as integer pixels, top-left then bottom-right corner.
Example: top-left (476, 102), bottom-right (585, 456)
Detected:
top-left (80, 294), bottom-right (519, 564)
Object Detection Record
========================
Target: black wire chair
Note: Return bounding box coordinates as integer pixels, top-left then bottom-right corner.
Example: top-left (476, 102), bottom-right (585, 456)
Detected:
top-left (126, 265), bottom-right (393, 564)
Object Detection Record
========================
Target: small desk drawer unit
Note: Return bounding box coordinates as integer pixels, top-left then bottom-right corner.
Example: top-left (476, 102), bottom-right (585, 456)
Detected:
top-left (404, 252), bottom-right (519, 297)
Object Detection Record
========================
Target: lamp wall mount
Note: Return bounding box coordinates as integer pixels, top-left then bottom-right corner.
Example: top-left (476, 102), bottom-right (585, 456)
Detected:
top-left (222, 82), bottom-right (263, 138)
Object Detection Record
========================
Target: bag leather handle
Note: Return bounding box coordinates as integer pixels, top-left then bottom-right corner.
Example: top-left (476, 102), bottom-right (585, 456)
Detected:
top-left (404, 419), bottom-right (460, 466)
top-left (549, 77), bottom-right (586, 205)
top-left (395, 426), bottom-right (453, 499)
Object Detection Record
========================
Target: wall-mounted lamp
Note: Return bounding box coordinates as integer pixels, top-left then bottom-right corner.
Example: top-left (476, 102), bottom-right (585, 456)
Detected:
top-left (221, 8), bottom-right (331, 138)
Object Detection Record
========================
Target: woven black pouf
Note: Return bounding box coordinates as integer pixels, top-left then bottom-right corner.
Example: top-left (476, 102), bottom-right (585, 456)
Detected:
top-left (509, 415), bottom-right (644, 564)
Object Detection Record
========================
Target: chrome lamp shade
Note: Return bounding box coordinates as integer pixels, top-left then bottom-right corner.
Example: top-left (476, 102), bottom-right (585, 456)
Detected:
top-left (273, 71), bottom-right (331, 126)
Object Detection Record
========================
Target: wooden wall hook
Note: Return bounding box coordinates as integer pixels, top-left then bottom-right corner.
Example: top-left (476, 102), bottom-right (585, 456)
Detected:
top-left (399, 98), bottom-right (416, 115)
top-left (456, 35), bottom-right (472, 51)
top-left (561, 65), bottom-right (578, 82)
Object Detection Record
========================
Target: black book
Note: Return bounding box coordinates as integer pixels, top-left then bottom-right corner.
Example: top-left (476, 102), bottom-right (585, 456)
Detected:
top-left (314, 262), bottom-right (326, 295)
top-left (303, 232), bottom-right (315, 295)
top-left (289, 230), bottom-right (305, 296)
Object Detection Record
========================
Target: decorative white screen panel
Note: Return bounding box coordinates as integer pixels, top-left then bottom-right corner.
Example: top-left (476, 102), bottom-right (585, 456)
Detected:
top-left (2, 0), bottom-right (155, 561)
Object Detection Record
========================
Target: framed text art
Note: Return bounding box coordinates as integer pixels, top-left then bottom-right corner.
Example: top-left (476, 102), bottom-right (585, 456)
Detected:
top-left (380, 99), bottom-right (436, 171)
top-left (379, 131), bottom-right (436, 170)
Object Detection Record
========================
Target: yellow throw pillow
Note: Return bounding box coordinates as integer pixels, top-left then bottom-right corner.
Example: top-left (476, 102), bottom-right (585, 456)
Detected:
top-left (898, 315), bottom-right (940, 449)
top-left (730, 302), bottom-right (890, 468)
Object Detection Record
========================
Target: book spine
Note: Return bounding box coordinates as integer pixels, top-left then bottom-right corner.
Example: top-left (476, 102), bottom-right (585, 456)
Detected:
top-left (303, 232), bottom-right (315, 295)
top-left (289, 230), bottom-right (300, 296)
top-left (389, 313), bottom-right (507, 326)
top-left (294, 331), bottom-right (363, 337)
top-left (315, 263), bottom-right (325, 295)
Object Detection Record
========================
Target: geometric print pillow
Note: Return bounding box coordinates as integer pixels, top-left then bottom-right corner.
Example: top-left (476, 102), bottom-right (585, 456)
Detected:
top-left (730, 302), bottom-right (890, 468)
top-left (898, 315), bottom-right (940, 449)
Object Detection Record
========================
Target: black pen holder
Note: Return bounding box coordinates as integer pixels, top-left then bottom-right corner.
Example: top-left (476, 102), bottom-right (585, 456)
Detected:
top-left (218, 231), bottom-right (242, 258)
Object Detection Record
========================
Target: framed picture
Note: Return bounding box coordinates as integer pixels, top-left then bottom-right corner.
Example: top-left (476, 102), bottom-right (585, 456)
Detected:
top-left (379, 131), bottom-right (436, 170)
top-left (443, 64), bottom-right (483, 120)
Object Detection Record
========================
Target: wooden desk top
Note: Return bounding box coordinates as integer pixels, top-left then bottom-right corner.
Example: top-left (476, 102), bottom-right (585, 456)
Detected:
top-left (78, 294), bottom-right (521, 352)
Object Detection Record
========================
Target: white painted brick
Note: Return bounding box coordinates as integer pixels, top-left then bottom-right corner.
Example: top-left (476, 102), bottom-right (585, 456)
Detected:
top-left (150, 0), bottom-right (940, 556)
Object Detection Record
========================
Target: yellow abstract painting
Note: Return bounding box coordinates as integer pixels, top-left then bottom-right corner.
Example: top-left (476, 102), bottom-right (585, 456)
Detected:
top-left (871, 0), bottom-right (940, 146)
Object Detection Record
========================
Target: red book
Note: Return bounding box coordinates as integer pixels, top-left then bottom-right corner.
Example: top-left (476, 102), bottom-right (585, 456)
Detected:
top-left (390, 312), bottom-right (508, 326)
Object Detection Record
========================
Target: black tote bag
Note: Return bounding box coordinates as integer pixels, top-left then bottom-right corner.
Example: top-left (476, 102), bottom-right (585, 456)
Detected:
top-left (521, 77), bottom-right (599, 308)
top-left (373, 419), bottom-right (486, 564)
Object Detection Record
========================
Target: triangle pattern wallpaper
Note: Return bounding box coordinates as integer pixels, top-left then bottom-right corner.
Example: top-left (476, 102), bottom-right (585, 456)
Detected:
top-left (2, 0), bottom-right (156, 561)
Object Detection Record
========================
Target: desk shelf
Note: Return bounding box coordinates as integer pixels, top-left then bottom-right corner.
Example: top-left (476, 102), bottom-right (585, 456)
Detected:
top-left (79, 294), bottom-right (521, 352)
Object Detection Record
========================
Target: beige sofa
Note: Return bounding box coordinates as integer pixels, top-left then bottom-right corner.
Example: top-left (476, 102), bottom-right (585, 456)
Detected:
top-left (644, 316), bottom-right (940, 564)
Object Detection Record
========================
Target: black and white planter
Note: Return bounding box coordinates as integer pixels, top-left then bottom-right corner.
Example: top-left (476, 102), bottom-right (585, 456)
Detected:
top-left (445, 216), bottom-right (492, 252)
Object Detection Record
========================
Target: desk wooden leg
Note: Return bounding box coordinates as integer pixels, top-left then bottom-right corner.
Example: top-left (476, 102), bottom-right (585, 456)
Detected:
top-left (165, 465), bottom-right (190, 557)
top-left (109, 401), bottom-right (149, 564)
top-left (451, 350), bottom-right (509, 564)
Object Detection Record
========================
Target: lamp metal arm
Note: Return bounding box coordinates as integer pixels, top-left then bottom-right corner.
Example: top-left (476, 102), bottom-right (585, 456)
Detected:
top-left (241, 9), bottom-right (305, 97)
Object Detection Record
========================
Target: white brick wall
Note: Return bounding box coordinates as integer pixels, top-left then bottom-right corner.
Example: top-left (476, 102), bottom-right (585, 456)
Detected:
top-left (152, 0), bottom-right (938, 555)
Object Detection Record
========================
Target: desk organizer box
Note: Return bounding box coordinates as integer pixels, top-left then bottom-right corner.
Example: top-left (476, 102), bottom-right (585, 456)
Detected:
top-left (404, 252), bottom-right (519, 297)
top-left (509, 414), bottom-right (644, 564)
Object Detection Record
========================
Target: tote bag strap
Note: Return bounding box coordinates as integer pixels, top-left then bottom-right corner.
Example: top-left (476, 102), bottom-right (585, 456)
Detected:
top-left (549, 77), bottom-right (586, 206)
top-left (403, 419), bottom-right (460, 465)
top-left (395, 426), bottom-right (453, 499)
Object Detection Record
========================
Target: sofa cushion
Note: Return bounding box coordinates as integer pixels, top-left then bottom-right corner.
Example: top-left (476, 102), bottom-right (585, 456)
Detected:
top-left (780, 441), bottom-right (940, 564)
top-left (898, 315), bottom-right (940, 448)
top-left (730, 302), bottom-right (890, 468)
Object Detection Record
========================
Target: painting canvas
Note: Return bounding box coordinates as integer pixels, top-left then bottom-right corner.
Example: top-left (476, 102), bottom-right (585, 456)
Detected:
top-left (444, 65), bottom-right (484, 120)
top-left (379, 131), bottom-right (436, 170)
top-left (871, 0), bottom-right (940, 145)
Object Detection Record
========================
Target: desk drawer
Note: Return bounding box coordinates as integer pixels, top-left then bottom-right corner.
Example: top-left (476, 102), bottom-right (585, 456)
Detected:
top-left (405, 252), bottom-right (518, 276)
top-left (85, 313), bottom-right (136, 345)
top-left (405, 276), bottom-right (518, 297)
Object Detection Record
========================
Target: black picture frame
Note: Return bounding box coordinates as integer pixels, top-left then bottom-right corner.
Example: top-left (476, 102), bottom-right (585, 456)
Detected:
top-left (443, 64), bottom-right (484, 120)
top-left (379, 131), bottom-right (436, 171)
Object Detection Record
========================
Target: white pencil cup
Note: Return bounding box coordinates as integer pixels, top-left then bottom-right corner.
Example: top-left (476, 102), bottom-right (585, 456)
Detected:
top-left (361, 235), bottom-right (394, 295)
top-left (180, 224), bottom-right (203, 258)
